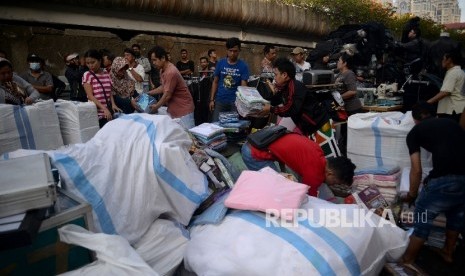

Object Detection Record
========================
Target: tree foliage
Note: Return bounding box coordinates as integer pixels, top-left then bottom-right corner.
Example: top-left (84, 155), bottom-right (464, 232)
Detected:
top-left (275, 0), bottom-right (465, 45)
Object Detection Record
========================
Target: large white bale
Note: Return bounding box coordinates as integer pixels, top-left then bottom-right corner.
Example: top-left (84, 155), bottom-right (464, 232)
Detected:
top-left (185, 197), bottom-right (408, 276)
top-left (50, 114), bottom-right (209, 244)
top-left (347, 112), bottom-right (431, 169)
top-left (0, 100), bottom-right (63, 155)
top-left (54, 100), bottom-right (99, 145)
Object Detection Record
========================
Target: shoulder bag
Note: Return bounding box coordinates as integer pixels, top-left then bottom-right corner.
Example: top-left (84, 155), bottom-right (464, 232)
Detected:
top-left (89, 70), bottom-right (114, 115)
top-left (247, 125), bottom-right (288, 150)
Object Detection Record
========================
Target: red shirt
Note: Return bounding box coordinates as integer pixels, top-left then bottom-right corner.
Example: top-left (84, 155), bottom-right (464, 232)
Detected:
top-left (251, 133), bottom-right (326, 196)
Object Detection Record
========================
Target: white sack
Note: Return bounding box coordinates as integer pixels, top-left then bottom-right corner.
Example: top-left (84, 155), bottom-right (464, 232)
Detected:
top-left (347, 112), bottom-right (431, 169)
top-left (185, 196), bottom-right (408, 276)
top-left (134, 219), bottom-right (190, 276)
top-left (50, 114), bottom-right (209, 244)
top-left (54, 100), bottom-right (99, 145)
top-left (0, 100), bottom-right (63, 154)
top-left (58, 224), bottom-right (158, 276)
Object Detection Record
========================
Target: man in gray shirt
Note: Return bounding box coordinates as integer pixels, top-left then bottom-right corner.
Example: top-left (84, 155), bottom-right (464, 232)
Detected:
top-left (20, 54), bottom-right (53, 100)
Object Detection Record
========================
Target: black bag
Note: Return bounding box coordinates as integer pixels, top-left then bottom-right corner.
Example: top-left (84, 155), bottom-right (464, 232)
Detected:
top-left (247, 125), bottom-right (288, 150)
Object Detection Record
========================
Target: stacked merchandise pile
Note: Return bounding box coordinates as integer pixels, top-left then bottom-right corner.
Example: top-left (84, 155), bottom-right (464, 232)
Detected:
top-left (235, 86), bottom-right (269, 117)
top-left (0, 99), bottom-right (64, 154)
top-left (189, 123), bottom-right (227, 151)
top-left (54, 100), bottom-right (99, 145)
top-left (352, 166), bottom-right (401, 204)
top-left (347, 112), bottom-right (432, 169)
top-left (217, 112), bottom-right (250, 144)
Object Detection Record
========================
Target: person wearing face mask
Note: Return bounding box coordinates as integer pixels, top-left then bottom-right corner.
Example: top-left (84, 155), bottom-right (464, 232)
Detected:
top-left (0, 57), bottom-right (40, 105)
top-left (20, 54), bottom-right (54, 100)
top-left (131, 43), bottom-right (151, 79)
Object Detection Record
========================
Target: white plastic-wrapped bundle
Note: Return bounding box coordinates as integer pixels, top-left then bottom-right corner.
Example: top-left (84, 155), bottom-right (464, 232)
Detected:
top-left (50, 114), bottom-right (209, 244)
top-left (347, 111), bottom-right (431, 169)
top-left (134, 219), bottom-right (189, 276)
top-left (185, 196), bottom-right (408, 276)
top-left (0, 100), bottom-right (63, 155)
top-left (54, 100), bottom-right (99, 145)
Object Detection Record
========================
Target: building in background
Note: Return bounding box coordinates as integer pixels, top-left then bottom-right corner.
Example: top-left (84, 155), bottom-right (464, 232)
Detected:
top-left (375, 0), bottom-right (462, 24)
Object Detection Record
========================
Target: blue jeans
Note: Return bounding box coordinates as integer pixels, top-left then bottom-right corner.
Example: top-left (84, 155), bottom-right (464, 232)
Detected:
top-left (240, 143), bottom-right (278, 171)
top-left (413, 174), bottom-right (465, 240)
top-left (211, 102), bottom-right (237, 122)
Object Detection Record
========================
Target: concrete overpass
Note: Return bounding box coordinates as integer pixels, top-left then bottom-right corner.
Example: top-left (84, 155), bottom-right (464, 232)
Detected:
top-left (0, 0), bottom-right (331, 48)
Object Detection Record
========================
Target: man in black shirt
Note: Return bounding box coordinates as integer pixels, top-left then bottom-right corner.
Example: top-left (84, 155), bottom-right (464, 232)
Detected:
top-left (402, 102), bottom-right (465, 266)
top-left (176, 49), bottom-right (195, 80)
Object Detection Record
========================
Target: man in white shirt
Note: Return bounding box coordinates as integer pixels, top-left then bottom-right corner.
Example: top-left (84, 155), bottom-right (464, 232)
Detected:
top-left (124, 48), bottom-right (146, 95)
top-left (427, 51), bottom-right (465, 122)
top-left (132, 43), bottom-right (151, 80)
top-left (290, 47), bottom-right (311, 82)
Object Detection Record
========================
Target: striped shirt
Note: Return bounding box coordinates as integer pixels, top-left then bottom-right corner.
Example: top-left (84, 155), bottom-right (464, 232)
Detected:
top-left (82, 70), bottom-right (112, 118)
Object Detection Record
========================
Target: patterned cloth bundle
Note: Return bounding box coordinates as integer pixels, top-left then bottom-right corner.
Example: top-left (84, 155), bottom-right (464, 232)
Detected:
top-left (352, 166), bottom-right (401, 204)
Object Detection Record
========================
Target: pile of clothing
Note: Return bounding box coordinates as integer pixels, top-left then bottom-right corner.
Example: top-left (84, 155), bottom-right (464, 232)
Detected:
top-left (352, 166), bottom-right (401, 204)
top-left (235, 86), bottom-right (269, 117)
top-left (216, 112), bottom-right (250, 144)
top-left (189, 123), bottom-right (227, 151)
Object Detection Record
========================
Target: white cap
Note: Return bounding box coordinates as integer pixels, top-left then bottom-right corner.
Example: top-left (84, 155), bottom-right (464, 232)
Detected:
top-left (66, 53), bottom-right (79, 61)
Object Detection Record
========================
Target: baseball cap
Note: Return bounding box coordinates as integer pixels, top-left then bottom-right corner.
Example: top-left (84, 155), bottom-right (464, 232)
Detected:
top-left (27, 53), bottom-right (42, 62)
top-left (66, 53), bottom-right (79, 61)
top-left (291, 47), bottom-right (305, 55)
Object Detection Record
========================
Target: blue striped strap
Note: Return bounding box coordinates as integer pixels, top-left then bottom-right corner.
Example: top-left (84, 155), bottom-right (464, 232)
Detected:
top-left (121, 115), bottom-right (209, 204)
top-left (12, 105), bottom-right (36, 149)
top-left (298, 219), bottom-right (360, 276)
top-left (230, 211), bottom-right (336, 276)
top-left (52, 153), bottom-right (117, 235)
top-left (371, 117), bottom-right (383, 166)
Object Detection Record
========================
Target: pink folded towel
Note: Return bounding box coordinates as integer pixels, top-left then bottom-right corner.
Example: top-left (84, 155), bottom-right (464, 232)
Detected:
top-left (225, 170), bottom-right (309, 220)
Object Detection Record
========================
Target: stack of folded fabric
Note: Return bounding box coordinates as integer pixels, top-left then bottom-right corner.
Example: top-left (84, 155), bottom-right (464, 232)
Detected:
top-left (216, 112), bottom-right (250, 144)
top-left (235, 86), bottom-right (269, 117)
top-left (189, 123), bottom-right (228, 151)
top-left (352, 165), bottom-right (401, 204)
top-left (218, 112), bottom-right (239, 124)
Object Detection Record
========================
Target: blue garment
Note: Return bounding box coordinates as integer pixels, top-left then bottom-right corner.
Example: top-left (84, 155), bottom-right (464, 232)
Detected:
top-left (213, 58), bottom-right (249, 104)
top-left (241, 142), bottom-right (278, 171)
top-left (413, 174), bottom-right (465, 240)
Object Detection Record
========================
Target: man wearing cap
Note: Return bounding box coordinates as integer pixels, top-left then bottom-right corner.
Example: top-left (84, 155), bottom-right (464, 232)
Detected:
top-left (20, 54), bottom-right (54, 100)
top-left (65, 53), bottom-right (87, 102)
top-left (290, 47), bottom-right (311, 82)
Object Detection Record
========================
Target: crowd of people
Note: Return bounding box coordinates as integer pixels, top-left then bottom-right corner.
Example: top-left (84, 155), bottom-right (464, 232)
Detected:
top-left (1, 29), bottom-right (465, 272)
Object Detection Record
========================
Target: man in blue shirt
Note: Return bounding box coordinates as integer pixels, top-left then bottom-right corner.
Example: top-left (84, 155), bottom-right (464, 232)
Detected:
top-left (209, 37), bottom-right (250, 122)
